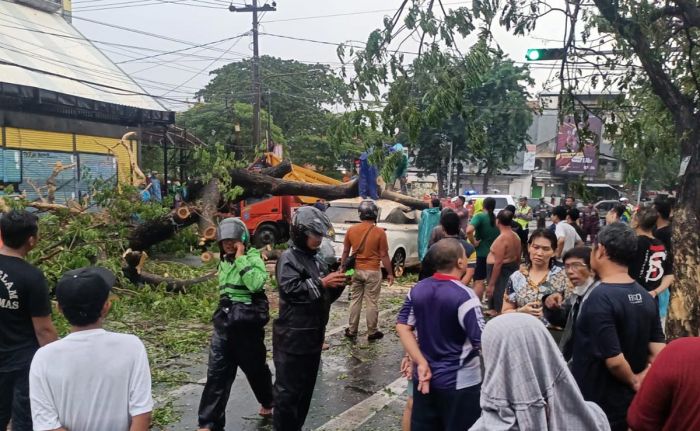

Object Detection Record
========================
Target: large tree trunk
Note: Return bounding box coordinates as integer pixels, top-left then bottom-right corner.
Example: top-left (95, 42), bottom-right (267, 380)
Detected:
top-left (666, 130), bottom-right (700, 338)
top-left (128, 168), bottom-right (429, 252)
top-left (482, 169), bottom-right (491, 193)
top-left (197, 179), bottom-right (220, 245)
top-left (128, 204), bottom-right (200, 251)
top-left (233, 169), bottom-right (360, 201)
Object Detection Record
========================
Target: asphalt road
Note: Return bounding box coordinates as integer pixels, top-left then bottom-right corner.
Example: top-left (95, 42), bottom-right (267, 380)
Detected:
top-left (166, 284), bottom-right (411, 431)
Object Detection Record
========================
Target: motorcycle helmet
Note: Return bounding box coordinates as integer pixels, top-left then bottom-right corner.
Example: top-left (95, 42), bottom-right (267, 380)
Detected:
top-left (290, 206), bottom-right (335, 250)
top-left (358, 200), bottom-right (379, 221)
top-left (217, 217), bottom-right (250, 245)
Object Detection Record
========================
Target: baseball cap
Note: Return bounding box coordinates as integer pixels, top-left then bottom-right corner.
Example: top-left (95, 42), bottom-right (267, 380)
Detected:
top-left (56, 267), bottom-right (115, 317)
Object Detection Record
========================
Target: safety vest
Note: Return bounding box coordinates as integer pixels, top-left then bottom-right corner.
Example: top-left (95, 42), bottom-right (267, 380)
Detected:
top-left (515, 205), bottom-right (532, 230)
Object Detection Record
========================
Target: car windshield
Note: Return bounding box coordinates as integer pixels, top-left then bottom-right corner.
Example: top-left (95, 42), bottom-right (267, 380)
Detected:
top-left (325, 206), bottom-right (360, 224)
top-left (326, 205), bottom-right (416, 225)
top-left (493, 198), bottom-right (508, 209)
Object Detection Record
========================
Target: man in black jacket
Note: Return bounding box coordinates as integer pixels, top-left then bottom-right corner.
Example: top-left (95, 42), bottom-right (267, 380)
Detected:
top-left (273, 206), bottom-right (347, 431)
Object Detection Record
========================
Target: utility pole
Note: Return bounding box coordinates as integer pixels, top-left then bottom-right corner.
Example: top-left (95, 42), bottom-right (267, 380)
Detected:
top-left (230, 1), bottom-right (276, 151)
top-left (267, 88), bottom-right (272, 151)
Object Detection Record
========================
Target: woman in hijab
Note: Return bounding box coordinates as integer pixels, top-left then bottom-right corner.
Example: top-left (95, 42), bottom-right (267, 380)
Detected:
top-left (470, 313), bottom-right (610, 431)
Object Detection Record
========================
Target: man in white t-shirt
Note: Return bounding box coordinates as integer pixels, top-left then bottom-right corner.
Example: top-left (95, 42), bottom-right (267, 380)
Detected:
top-left (29, 267), bottom-right (153, 431)
top-left (551, 206), bottom-right (583, 260)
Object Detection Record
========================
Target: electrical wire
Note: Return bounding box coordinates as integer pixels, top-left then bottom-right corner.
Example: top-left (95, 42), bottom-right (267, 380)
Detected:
top-left (160, 32), bottom-right (249, 96)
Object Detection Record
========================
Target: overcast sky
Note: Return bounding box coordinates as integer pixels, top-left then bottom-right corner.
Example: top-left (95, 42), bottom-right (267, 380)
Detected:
top-left (70, 0), bottom-right (573, 111)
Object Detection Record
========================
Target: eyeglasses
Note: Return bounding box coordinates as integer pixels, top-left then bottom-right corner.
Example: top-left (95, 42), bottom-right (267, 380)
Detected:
top-left (564, 262), bottom-right (588, 270)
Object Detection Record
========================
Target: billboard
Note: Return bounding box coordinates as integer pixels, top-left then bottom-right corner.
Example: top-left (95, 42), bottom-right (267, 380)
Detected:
top-left (554, 115), bottom-right (602, 175)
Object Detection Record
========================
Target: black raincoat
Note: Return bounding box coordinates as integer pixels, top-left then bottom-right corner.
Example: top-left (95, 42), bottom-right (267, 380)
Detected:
top-left (272, 244), bottom-right (345, 431)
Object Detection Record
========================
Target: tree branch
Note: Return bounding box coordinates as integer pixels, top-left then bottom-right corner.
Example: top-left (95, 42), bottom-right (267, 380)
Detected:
top-left (592, 0), bottom-right (697, 132)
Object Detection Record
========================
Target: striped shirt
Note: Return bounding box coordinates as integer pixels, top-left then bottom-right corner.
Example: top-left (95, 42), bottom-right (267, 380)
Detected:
top-left (397, 273), bottom-right (485, 390)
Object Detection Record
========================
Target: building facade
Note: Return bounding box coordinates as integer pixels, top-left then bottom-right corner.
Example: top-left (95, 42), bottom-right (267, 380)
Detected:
top-left (0, 0), bottom-right (173, 203)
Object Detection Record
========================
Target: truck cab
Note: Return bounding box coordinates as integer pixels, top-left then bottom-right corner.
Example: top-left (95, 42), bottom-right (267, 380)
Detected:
top-left (238, 195), bottom-right (301, 247)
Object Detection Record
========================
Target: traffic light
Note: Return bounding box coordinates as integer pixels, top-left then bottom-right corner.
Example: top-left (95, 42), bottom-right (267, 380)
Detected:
top-left (525, 48), bottom-right (566, 61)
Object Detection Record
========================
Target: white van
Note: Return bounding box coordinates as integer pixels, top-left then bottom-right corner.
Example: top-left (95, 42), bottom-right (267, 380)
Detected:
top-left (466, 194), bottom-right (516, 215)
top-left (326, 198), bottom-right (421, 278)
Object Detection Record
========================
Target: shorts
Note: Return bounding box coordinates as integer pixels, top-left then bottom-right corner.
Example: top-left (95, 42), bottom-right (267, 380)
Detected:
top-left (411, 383), bottom-right (481, 431)
top-left (474, 256), bottom-right (488, 281)
top-left (406, 378), bottom-right (414, 396)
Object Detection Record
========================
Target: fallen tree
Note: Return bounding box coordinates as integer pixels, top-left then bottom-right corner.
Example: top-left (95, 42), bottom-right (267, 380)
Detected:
top-left (17, 149), bottom-right (429, 291)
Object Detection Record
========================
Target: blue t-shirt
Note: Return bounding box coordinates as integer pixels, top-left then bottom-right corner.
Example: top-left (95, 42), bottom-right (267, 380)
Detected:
top-left (397, 274), bottom-right (485, 390)
top-left (572, 281), bottom-right (665, 426)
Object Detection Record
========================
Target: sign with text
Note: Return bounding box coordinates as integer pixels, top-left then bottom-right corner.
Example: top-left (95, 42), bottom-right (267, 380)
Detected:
top-left (554, 115), bottom-right (601, 175)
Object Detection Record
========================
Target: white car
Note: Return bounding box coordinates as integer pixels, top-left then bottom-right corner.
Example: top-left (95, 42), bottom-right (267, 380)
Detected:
top-left (467, 194), bottom-right (516, 215)
top-left (326, 198), bottom-right (420, 277)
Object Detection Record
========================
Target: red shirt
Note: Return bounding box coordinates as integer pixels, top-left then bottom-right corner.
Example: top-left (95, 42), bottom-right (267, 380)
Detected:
top-left (628, 338), bottom-right (700, 431)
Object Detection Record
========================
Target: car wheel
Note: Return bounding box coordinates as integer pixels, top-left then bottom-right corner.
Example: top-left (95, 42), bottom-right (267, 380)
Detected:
top-left (392, 249), bottom-right (406, 278)
top-left (253, 225), bottom-right (278, 248)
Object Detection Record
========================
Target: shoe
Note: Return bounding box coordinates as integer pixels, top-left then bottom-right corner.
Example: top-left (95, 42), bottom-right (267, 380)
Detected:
top-left (344, 328), bottom-right (357, 339)
top-left (367, 331), bottom-right (384, 341)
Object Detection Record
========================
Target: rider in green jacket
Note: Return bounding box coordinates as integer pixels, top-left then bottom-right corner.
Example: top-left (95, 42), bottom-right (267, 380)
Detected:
top-left (197, 218), bottom-right (273, 431)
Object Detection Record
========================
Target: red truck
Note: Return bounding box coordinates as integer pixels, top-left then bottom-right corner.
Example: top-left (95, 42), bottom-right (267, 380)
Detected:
top-left (237, 153), bottom-right (341, 247)
top-left (238, 195), bottom-right (301, 247)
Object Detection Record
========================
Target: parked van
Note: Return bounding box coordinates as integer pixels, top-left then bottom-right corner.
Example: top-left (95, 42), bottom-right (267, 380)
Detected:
top-left (466, 194), bottom-right (516, 215)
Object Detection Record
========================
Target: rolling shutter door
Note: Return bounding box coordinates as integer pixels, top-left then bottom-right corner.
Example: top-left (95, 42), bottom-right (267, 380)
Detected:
top-left (78, 153), bottom-right (117, 196)
top-left (1, 149), bottom-right (21, 184)
top-left (76, 135), bottom-right (132, 183)
top-left (20, 150), bottom-right (77, 204)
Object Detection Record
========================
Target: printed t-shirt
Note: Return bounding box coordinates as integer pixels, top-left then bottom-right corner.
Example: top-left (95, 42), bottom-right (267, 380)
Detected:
top-left (397, 274), bottom-right (485, 390)
top-left (572, 281), bottom-right (665, 427)
top-left (0, 255), bottom-right (52, 372)
top-left (628, 236), bottom-right (672, 292)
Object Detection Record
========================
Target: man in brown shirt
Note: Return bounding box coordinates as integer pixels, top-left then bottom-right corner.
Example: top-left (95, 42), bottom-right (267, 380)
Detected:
top-left (341, 201), bottom-right (394, 341)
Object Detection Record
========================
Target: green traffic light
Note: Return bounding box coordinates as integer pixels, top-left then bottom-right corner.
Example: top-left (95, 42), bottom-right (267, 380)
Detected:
top-left (526, 49), bottom-right (541, 61)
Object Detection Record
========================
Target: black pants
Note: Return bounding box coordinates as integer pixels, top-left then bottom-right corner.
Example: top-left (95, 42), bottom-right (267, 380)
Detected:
top-left (0, 367), bottom-right (32, 431)
top-left (411, 383), bottom-right (481, 431)
top-left (272, 350), bottom-right (322, 431)
top-left (198, 324), bottom-right (273, 431)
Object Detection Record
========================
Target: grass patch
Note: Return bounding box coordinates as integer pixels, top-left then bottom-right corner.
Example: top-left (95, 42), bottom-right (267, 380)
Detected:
top-left (50, 260), bottom-right (220, 428)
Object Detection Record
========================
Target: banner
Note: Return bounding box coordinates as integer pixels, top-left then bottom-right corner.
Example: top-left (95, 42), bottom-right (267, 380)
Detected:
top-left (523, 144), bottom-right (536, 171)
top-left (554, 115), bottom-right (601, 175)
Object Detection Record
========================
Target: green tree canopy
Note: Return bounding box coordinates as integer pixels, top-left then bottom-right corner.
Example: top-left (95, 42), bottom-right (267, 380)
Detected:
top-left (381, 46), bottom-right (532, 193)
top-left (189, 56), bottom-right (358, 174)
top-left (176, 101), bottom-right (283, 161)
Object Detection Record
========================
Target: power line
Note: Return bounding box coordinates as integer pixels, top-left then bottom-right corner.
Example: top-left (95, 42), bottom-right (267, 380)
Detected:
top-left (116, 33), bottom-right (248, 64)
top-left (160, 32), bottom-right (249, 96)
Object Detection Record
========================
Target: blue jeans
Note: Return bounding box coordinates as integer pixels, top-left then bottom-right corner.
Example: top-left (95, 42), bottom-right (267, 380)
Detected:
top-left (0, 367), bottom-right (32, 431)
top-left (411, 382), bottom-right (481, 431)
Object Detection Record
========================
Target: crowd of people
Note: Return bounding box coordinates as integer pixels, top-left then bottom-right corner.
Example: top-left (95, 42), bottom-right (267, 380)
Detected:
top-left (0, 190), bottom-right (694, 431)
top-left (400, 193), bottom-right (687, 431)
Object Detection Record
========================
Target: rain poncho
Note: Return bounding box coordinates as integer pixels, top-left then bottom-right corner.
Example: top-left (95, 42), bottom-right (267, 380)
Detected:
top-left (418, 207), bottom-right (441, 260)
top-left (470, 313), bottom-right (610, 431)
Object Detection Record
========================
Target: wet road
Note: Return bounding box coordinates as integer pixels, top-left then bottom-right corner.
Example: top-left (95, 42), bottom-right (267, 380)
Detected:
top-left (167, 286), bottom-right (410, 431)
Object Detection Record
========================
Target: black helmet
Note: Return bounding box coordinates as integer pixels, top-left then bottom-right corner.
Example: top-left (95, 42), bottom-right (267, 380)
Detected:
top-left (217, 217), bottom-right (249, 245)
top-left (290, 206), bottom-right (335, 249)
top-left (358, 200), bottom-right (379, 221)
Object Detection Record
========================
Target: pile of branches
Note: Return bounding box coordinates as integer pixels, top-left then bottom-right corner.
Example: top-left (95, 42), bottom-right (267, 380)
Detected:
top-left (8, 146), bottom-right (427, 292)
